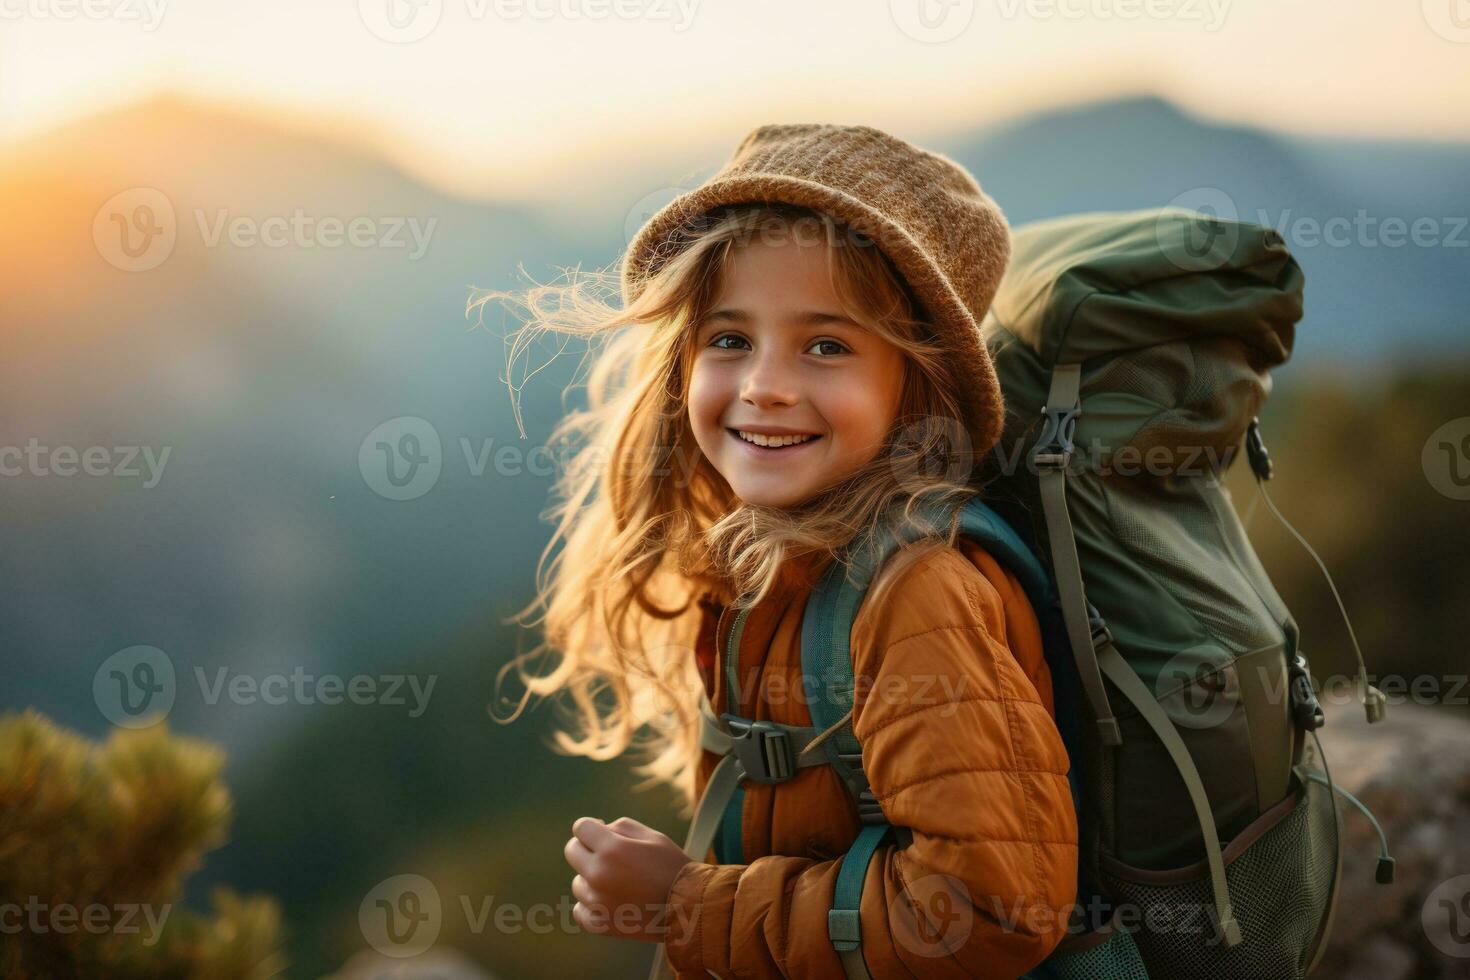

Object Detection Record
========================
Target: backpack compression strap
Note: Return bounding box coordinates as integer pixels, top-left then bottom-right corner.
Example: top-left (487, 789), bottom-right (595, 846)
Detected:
top-left (1033, 363), bottom-right (1123, 748)
top-left (1034, 364), bottom-right (1241, 949)
top-left (1094, 637), bottom-right (1242, 947)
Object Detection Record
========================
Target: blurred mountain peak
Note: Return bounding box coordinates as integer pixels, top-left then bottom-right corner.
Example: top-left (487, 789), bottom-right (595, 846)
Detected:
top-left (9, 91), bottom-right (378, 167)
top-left (1007, 92), bottom-right (1194, 127)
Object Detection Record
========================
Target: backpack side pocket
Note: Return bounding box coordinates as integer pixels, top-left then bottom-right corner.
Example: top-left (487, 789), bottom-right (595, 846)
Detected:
top-left (1096, 751), bottom-right (1340, 980)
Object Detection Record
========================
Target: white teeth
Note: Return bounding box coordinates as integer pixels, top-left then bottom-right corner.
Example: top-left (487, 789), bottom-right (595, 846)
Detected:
top-left (736, 430), bottom-right (815, 448)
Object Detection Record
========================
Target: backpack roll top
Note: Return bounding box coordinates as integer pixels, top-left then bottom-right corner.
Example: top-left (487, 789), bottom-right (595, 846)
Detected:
top-left (983, 208), bottom-right (1349, 979)
top-left (984, 206), bottom-right (1299, 369)
top-left (985, 207), bottom-right (1299, 492)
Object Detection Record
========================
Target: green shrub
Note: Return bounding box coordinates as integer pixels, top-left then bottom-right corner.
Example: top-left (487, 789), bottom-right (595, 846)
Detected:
top-left (0, 710), bottom-right (286, 979)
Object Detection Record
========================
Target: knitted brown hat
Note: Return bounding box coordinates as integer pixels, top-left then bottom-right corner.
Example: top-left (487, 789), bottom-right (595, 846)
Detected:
top-left (621, 122), bottom-right (1011, 458)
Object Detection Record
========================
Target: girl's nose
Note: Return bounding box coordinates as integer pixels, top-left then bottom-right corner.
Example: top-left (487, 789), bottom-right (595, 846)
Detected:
top-left (739, 353), bottom-right (800, 408)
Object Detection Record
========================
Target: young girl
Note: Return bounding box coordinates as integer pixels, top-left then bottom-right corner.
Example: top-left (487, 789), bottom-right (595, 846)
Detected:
top-left (489, 124), bottom-right (1079, 978)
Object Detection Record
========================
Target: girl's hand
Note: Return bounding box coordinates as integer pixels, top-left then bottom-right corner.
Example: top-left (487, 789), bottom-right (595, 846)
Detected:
top-left (564, 816), bottom-right (693, 943)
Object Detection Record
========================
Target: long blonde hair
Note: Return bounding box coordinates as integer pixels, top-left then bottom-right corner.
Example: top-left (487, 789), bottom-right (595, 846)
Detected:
top-left (476, 203), bottom-right (992, 814)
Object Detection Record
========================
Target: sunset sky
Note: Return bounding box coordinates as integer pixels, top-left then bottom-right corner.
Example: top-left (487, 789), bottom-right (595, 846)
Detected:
top-left (3, 0), bottom-right (1468, 203)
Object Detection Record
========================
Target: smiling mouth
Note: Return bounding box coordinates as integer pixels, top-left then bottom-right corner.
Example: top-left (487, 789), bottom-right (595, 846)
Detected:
top-left (727, 428), bottom-right (823, 451)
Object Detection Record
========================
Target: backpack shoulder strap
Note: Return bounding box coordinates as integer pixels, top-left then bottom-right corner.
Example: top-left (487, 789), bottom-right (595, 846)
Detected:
top-left (805, 495), bottom-right (1091, 977)
top-left (802, 494), bottom-right (1064, 752)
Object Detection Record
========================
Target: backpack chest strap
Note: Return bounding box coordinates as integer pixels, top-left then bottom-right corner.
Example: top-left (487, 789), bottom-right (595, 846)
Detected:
top-left (649, 700), bottom-right (879, 980)
top-left (684, 691), bottom-right (856, 866)
top-left (698, 688), bottom-right (854, 785)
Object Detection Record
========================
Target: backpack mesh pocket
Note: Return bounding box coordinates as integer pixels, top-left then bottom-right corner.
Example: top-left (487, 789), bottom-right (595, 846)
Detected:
top-left (1096, 761), bottom-right (1340, 980)
top-left (1023, 915), bottom-right (1151, 980)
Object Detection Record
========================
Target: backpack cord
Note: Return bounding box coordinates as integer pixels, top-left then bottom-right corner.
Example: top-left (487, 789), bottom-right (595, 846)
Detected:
top-left (1303, 770), bottom-right (1396, 883)
top-left (1251, 475), bottom-right (1388, 725)
top-left (1241, 482), bottom-right (1262, 530)
top-left (800, 707), bottom-right (855, 758)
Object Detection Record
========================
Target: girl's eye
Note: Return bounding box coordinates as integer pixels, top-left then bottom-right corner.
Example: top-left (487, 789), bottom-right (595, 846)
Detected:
top-left (808, 339), bottom-right (849, 357)
top-left (709, 333), bottom-right (750, 351)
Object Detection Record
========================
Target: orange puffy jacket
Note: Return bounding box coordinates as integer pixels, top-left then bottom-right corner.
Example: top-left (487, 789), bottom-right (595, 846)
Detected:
top-left (662, 538), bottom-right (1079, 979)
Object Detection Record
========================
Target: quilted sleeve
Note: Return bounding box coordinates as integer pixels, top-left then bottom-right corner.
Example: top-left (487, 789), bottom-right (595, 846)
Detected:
top-left (659, 545), bottom-right (1079, 978)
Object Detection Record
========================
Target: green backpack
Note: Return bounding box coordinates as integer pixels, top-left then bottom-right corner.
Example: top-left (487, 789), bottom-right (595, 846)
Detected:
top-left (981, 208), bottom-right (1394, 979)
top-left (649, 208), bottom-right (1394, 980)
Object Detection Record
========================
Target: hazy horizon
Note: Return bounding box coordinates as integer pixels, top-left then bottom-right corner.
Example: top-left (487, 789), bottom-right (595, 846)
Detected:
top-left (5, 0), bottom-right (1469, 205)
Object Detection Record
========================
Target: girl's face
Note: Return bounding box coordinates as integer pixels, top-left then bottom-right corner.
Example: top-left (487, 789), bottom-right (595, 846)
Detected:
top-left (688, 238), bottom-right (907, 509)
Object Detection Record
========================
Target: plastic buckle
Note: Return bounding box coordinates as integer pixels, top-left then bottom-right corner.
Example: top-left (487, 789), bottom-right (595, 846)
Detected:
top-left (1287, 653), bottom-right (1325, 731)
top-left (721, 714), bottom-right (795, 784)
top-left (1245, 417), bottom-right (1274, 481)
top-left (834, 751), bottom-right (887, 825)
top-left (1032, 403), bottom-right (1080, 472)
top-left (828, 908), bottom-right (861, 950)
top-left (855, 788), bottom-right (886, 826)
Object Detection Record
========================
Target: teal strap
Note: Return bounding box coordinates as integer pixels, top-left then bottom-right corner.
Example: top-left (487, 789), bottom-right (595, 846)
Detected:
top-left (801, 495), bottom-right (959, 756)
top-left (802, 492), bottom-right (1070, 796)
top-left (716, 784), bottom-right (745, 864)
top-left (801, 559), bottom-right (871, 755)
top-left (954, 496), bottom-right (1059, 608)
top-left (829, 822), bottom-right (892, 979)
top-left (803, 492), bottom-right (1066, 749)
